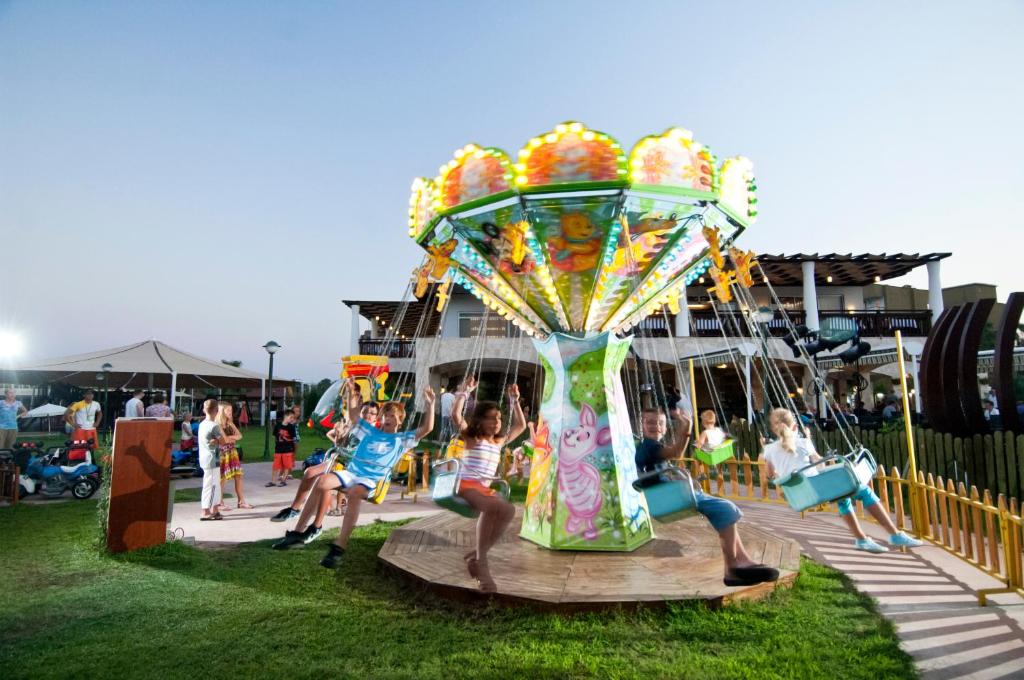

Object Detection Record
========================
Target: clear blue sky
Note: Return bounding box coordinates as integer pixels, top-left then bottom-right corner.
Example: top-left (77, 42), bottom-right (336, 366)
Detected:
top-left (2, 1), bottom-right (1022, 381)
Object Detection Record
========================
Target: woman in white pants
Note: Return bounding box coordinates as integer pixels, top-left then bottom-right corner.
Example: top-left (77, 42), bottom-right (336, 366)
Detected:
top-left (197, 399), bottom-right (229, 521)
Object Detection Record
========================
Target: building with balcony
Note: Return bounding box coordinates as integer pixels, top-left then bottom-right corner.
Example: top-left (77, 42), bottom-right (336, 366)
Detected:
top-left (344, 252), bottom-right (990, 422)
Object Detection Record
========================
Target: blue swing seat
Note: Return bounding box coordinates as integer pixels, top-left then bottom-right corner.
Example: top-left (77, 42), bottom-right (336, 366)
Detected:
top-left (431, 457), bottom-right (510, 518)
top-left (773, 448), bottom-right (877, 512)
top-left (632, 466), bottom-right (699, 523)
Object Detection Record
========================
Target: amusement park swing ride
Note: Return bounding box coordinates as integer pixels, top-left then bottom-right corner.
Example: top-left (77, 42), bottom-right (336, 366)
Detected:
top-left (315, 122), bottom-right (879, 607)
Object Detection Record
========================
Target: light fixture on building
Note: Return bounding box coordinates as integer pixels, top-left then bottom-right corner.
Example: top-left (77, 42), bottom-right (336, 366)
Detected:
top-left (715, 363), bottom-right (727, 369)
top-left (826, 274), bottom-right (833, 283)
top-left (874, 275), bottom-right (881, 282)
top-left (698, 276), bottom-right (705, 284)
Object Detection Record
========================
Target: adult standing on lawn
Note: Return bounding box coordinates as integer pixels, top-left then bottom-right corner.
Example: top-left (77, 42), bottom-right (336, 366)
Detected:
top-left (64, 390), bottom-right (102, 446)
top-left (124, 389), bottom-right (144, 418)
top-left (199, 399), bottom-right (229, 521)
top-left (215, 401), bottom-right (252, 511)
top-left (145, 393), bottom-right (173, 418)
top-left (0, 387), bottom-right (27, 449)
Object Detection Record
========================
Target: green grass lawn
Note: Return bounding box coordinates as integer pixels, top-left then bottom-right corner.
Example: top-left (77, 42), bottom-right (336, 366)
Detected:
top-left (0, 501), bottom-right (915, 680)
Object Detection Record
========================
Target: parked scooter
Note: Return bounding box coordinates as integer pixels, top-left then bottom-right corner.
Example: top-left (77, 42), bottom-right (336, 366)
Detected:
top-left (17, 439), bottom-right (102, 500)
top-left (170, 439), bottom-right (202, 477)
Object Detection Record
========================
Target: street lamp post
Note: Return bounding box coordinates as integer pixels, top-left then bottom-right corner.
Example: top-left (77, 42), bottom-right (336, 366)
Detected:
top-left (262, 341), bottom-right (281, 460)
top-left (753, 307), bottom-right (775, 426)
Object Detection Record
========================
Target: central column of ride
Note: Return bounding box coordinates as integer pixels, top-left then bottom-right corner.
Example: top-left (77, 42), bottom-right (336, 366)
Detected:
top-left (520, 331), bottom-right (654, 551)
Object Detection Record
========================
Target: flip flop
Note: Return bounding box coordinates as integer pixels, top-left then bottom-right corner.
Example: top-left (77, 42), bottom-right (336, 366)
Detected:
top-left (237, 503), bottom-right (254, 509)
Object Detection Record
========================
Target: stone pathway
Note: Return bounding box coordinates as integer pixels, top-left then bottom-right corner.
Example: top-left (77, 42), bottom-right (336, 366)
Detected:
top-left (740, 501), bottom-right (1024, 680)
top-left (168, 461), bottom-right (442, 546)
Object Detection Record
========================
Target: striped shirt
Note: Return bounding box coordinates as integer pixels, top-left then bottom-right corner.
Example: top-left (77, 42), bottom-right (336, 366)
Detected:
top-left (462, 439), bottom-right (502, 481)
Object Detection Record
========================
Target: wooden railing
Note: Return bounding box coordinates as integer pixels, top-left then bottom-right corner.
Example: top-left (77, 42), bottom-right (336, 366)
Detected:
top-left (685, 309), bottom-right (932, 338)
top-left (357, 339), bottom-right (416, 358)
top-left (0, 462), bottom-right (19, 505)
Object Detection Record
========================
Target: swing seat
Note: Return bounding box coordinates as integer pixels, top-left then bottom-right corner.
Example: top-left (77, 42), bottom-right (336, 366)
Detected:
top-left (430, 458), bottom-right (511, 518)
top-left (774, 449), bottom-right (877, 512)
top-left (632, 466), bottom-right (699, 523)
top-left (694, 438), bottom-right (735, 466)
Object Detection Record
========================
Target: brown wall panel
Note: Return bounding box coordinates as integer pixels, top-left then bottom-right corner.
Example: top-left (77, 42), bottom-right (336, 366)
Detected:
top-left (106, 418), bottom-right (173, 553)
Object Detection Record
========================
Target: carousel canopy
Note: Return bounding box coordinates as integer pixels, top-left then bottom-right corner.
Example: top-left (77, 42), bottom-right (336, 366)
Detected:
top-left (407, 122), bottom-right (759, 338)
top-left (1, 340), bottom-right (284, 390)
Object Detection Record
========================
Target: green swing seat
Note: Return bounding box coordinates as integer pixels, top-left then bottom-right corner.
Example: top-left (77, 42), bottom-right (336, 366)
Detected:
top-left (694, 438), bottom-right (735, 466)
top-left (632, 465), bottom-right (699, 523)
top-left (773, 448), bottom-right (877, 512)
top-left (431, 457), bottom-right (510, 518)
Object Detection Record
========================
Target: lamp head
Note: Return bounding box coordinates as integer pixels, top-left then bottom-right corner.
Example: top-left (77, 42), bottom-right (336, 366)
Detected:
top-left (101, 362), bottom-right (113, 373)
top-left (263, 341), bottom-right (281, 355)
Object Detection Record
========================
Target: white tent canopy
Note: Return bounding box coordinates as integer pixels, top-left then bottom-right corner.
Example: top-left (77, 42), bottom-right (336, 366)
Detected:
top-left (20, 403), bottom-right (67, 418)
top-left (1, 340), bottom-right (289, 411)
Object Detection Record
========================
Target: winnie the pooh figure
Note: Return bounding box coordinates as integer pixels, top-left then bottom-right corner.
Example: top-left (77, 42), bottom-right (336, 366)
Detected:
top-left (547, 212), bottom-right (602, 272)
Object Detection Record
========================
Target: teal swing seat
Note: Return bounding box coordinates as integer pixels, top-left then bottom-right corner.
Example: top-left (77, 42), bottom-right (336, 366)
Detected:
top-left (431, 457), bottom-right (510, 518)
top-left (632, 466), bottom-right (699, 523)
top-left (773, 448), bottom-right (877, 512)
top-left (694, 438), bottom-right (735, 466)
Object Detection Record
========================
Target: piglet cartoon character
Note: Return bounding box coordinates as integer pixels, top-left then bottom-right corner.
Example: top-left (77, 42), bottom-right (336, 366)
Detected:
top-left (558, 403), bottom-right (611, 540)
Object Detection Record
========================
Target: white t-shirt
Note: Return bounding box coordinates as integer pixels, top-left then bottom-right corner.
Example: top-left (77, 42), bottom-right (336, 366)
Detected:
top-left (763, 437), bottom-right (820, 480)
top-left (197, 419), bottom-right (224, 469)
top-left (181, 421), bottom-right (193, 441)
top-left (701, 426), bottom-right (727, 450)
top-left (125, 398), bottom-right (144, 418)
top-left (71, 401), bottom-right (101, 429)
top-left (440, 392), bottom-right (455, 419)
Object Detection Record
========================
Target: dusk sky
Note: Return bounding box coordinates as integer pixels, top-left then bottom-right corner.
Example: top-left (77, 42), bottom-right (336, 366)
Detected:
top-left (2, 1), bottom-right (1022, 381)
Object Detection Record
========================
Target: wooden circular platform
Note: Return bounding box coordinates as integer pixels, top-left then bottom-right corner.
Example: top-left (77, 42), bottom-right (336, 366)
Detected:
top-left (378, 508), bottom-right (801, 612)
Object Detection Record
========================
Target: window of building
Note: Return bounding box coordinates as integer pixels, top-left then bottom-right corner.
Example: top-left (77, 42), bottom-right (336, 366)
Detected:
top-left (458, 313), bottom-right (516, 338)
top-left (817, 294), bottom-right (845, 311)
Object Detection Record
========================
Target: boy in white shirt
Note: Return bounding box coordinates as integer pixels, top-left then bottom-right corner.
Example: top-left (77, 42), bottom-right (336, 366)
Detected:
top-left (198, 399), bottom-right (229, 521)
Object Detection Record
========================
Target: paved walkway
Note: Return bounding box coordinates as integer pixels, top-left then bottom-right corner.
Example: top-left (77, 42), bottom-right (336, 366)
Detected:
top-left (169, 461), bottom-right (442, 546)
top-left (739, 501), bottom-right (1024, 680)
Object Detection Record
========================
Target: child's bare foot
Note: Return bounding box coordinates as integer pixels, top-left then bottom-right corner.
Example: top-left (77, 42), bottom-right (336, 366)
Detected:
top-left (465, 554), bottom-right (480, 579)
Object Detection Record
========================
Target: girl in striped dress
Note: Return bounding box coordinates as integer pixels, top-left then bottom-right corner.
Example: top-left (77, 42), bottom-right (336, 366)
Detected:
top-left (451, 377), bottom-right (527, 592)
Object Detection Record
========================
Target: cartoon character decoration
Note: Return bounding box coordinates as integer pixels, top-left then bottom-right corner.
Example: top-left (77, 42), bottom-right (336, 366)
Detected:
top-left (524, 418), bottom-right (555, 527)
top-left (729, 246), bottom-right (758, 288)
top-left (414, 238), bottom-right (457, 298)
top-left (497, 220), bottom-right (536, 275)
top-left (341, 355), bottom-right (390, 403)
top-left (701, 225), bottom-right (725, 270)
top-left (610, 213), bottom-right (677, 276)
top-left (707, 265), bottom-right (737, 304)
top-left (434, 278), bottom-right (452, 312)
top-left (548, 212), bottom-right (603, 272)
top-left (557, 403), bottom-right (610, 540)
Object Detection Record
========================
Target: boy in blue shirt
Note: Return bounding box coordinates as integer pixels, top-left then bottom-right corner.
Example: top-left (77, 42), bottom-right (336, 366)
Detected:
top-left (636, 407), bottom-right (780, 587)
top-left (273, 378), bottom-right (435, 569)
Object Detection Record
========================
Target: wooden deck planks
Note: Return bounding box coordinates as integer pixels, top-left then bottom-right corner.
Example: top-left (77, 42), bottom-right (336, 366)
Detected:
top-left (379, 512), bottom-right (800, 612)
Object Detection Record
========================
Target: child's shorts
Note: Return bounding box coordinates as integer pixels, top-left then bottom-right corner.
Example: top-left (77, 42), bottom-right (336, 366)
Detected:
top-left (837, 486), bottom-right (879, 516)
top-left (457, 478), bottom-right (496, 496)
top-left (332, 468), bottom-right (377, 491)
top-left (695, 491), bottom-right (743, 531)
top-left (272, 453), bottom-right (295, 471)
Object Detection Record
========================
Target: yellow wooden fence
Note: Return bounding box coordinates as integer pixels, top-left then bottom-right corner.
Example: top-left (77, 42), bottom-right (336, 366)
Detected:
top-left (677, 453), bottom-right (1024, 605)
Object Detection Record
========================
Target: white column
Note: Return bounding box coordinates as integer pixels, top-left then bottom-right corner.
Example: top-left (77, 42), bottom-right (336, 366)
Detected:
top-left (349, 304), bottom-right (361, 355)
top-left (926, 260), bottom-right (944, 322)
top-left (260, 378), bottom-right (266, 426)
top-left (744, 354), bottom-right (753, 422)
top-left (674, 285), bottom-right (690, 337)
top-left (911, 353), bottom-right (921, 414)
top-left (169, 371), bottom-right (177, 412)
top-left (802, 260), bottom-right (819, 332)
